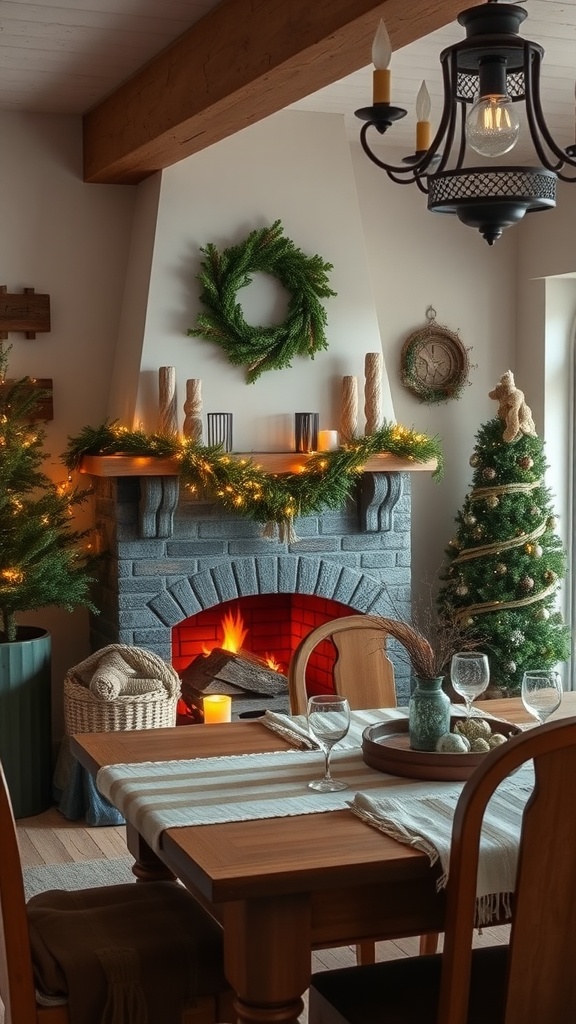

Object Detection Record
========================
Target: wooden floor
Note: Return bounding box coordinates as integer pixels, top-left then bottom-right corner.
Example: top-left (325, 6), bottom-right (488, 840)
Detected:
top-left (14, 806), bottom-right (509, 1023)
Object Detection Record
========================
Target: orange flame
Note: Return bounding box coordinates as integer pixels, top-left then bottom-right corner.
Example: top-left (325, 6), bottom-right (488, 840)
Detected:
top-left (220, 609), bottom-right (248, 653)
top-left (264, 652), bottom-right (283, 673)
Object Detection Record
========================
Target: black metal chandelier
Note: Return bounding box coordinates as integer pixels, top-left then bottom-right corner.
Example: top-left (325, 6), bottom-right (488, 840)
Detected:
top-left (355, 1), bottom-right (575, 244)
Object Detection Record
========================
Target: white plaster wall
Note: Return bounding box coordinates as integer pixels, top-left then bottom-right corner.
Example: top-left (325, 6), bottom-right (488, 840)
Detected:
top-left (0, 112), bottom-right (135, 734)
top-left (350, 141), bottom-right (517, 599)
top-left (133, 110), bottom-right (395, 451)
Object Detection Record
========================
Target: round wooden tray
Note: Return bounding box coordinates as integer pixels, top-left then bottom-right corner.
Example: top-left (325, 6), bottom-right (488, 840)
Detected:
top-left (362, 716), bottom-right (521, 782)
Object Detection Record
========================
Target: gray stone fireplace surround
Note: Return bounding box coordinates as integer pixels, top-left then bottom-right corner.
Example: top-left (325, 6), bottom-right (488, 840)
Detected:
top-left (88, 468), bottom-right (413, 702)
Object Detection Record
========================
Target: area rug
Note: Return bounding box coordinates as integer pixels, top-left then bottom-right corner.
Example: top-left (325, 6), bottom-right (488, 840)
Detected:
top-left (23, 856), bottom-right (135, 899)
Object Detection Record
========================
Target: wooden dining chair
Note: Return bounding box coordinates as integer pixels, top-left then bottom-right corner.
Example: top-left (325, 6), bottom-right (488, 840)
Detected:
top-left (308, 714), bottom-right (576, 1024)
top-left (288, 614), bottom-right (396, 716)
top-left (0, 759), bottom-right (235, 1024)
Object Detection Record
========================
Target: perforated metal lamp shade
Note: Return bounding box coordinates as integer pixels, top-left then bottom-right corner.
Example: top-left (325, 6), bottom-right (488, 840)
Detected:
top-left (355, 1), bottom-right (573, 243)
top-left (428, 166), bottom-right (557, 245)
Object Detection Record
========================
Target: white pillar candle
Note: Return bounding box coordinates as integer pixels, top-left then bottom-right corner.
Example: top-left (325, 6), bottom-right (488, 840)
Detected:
top-left (203, 694), bottom-right (232, 723)
top-left (318, 429), bottom-right (339, 452)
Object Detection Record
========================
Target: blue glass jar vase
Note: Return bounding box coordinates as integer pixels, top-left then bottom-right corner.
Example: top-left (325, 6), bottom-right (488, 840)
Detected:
top-left (408, 676), bottom-right (450, 752)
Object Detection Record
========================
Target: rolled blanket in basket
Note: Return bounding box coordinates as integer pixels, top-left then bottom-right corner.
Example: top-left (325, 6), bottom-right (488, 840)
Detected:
top-left (89, 675), bottom-right (164, 702)
top-left (68, 644), bottom-right (181, 702)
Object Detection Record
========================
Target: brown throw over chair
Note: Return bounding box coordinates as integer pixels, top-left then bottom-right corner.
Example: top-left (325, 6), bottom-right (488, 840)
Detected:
top-left (0, 760), bottom-right (234, 1024)
top-left (308, 715), bottom-right (576, 1024)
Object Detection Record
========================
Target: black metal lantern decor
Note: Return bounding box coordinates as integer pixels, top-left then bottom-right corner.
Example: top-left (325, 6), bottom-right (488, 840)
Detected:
top-left (355, 1), bottom-right (573, 244)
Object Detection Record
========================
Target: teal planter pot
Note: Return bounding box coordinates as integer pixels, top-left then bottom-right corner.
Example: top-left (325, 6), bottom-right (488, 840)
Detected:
top-left (0, 627), bottom-right (52, 818)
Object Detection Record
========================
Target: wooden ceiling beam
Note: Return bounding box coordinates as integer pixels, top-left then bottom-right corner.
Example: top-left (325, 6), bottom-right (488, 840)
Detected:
top-left (83, 0), bottom-right (469, 185)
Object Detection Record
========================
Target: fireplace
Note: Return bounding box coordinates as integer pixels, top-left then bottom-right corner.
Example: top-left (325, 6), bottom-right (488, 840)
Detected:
top-left (86, 462), bottom-right (415, 704)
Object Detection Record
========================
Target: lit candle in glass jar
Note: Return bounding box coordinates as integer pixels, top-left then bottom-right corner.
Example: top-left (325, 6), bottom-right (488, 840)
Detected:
top-left (203, 694), bottom-right (232, 723)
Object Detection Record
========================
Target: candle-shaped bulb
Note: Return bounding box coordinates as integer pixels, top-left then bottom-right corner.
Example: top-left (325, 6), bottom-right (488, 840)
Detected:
top-left (416, 80), bottom-right (431, 122)
top-left (415, 80), bottom-right (432, 152)
top-left (372, 19), bottom-right (391, 69)
top-left (372, 20), bottom-right (392, 104)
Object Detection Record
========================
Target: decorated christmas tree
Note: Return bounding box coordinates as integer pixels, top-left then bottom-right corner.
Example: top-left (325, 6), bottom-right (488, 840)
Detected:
top-left (437, 371), bottom-right (570, 695)
top-left (0, 345), bottom-right (96, 642)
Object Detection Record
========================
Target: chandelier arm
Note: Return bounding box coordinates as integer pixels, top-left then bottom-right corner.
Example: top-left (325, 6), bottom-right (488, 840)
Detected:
top-left (358, 124), bottom-right (419, 178)
top-left (432, 49), bottom-right (461, 175)
top-left (524, 44), bottom-right (576, 178)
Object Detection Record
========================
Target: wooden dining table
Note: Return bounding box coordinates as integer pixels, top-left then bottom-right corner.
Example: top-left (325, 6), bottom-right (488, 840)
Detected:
top-left (70, 694), bottom-right (576, 1024)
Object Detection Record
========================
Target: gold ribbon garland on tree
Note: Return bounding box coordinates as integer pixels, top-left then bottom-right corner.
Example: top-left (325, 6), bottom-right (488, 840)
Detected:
top-left (450, 478), bottom-right (555, 620)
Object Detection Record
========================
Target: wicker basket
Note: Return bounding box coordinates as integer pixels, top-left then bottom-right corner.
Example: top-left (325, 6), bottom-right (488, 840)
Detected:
top-left (64, 675), bottom-right (178, 735)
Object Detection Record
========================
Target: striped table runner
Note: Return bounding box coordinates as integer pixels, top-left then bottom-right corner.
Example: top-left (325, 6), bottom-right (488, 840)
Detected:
top-left (96, 744), bottom-right (459, 854)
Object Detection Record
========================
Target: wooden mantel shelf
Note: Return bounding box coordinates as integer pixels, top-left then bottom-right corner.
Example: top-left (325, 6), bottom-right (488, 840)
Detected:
top-left (79, 453), bottom-right (438, 477)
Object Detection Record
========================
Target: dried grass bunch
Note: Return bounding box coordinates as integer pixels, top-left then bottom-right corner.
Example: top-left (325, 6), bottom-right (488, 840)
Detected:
top-left (372, 612), bottom-right (483, 679)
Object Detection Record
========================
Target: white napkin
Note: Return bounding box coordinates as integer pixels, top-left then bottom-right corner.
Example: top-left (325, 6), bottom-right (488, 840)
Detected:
top-left (350, 762), bottom-right (534, 926)
top-left (261, 706), bottom-right (409, 750)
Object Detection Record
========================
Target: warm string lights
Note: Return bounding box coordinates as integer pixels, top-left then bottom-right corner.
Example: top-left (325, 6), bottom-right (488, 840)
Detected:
top-left (64, 419), bottom-right (444, 530)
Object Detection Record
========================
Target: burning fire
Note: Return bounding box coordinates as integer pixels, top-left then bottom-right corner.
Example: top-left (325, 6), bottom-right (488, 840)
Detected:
top-left (220, 609), bottom-right (248, 652)
top-left (202, 608), bottom-right (283, 672)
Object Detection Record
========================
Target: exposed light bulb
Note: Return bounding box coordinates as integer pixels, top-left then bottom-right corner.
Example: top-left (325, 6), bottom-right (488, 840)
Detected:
top-left (372, 19), bottom-right (391, 70)
top-left (465, 93), bottom-right (520, 158)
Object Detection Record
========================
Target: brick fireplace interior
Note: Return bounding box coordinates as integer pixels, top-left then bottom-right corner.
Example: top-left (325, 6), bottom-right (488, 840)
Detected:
top-left (172, 593), bottom-right (355, 693)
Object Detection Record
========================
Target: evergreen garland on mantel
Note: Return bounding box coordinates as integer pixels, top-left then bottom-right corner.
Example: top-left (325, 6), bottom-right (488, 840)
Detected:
top-left (64, 421), bottom-right (443, 536)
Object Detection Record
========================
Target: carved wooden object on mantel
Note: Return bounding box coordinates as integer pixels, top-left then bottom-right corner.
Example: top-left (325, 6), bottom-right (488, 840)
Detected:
top-left (0, 286), bottom-right (51, 338)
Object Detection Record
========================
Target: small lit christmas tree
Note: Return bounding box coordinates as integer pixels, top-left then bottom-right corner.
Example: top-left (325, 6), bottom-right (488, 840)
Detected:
top-left (0, 345), bottom-right (96, 643)
top-left (437, 371), bottom-right (570, 695)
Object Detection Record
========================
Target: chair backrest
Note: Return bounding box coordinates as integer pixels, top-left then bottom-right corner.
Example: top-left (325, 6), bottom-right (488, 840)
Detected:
top-left (288, 615), bottom-right (396, 715)
top-left (0, 759), bottom-right (44, 1024)
top-left (438, 715), bottom-right (576, 1024)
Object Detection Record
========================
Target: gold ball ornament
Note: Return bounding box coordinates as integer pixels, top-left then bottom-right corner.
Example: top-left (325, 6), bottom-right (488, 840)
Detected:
top-left (503, 661), bottom-right (517, 674)
top-left (470, 737), bottom-right (492, 753)
top-left (518, 455), bottom-right (534, 470)
top-left (485, 494), bottom-right (499, 509)
top-left (544, 570), bottom-right (557, 584)
top-left (494, 563), bottom-right (507, 576)
top-left (482, 467), bottom-right (497, 481)
top-left (469, 454), bottom-right (480, 467)
top-left (488, 733), bottom-right (508, 749)
top-left (463, 513), bottom-right (477, 526)
top-left (455, 718), bottom-right (491, 741)
top-left (547, 516), bottom-right (558, 531)
top-left (519, 576), bottom-right (535, 592)
top-left (472, 525), bottom-right (484, 539)
top-left (455, 584), bottom-right (469, 597)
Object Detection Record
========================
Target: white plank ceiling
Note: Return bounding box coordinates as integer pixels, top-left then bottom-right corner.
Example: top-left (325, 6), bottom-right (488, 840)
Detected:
top-left (1, 0), bottom-right (576, 163)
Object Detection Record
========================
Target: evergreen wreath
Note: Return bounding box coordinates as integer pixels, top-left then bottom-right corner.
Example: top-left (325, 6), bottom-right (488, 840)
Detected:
top-left (64, 421), bottom-right (443, 537)
top-left (187, 220), bottom-right (337, 384)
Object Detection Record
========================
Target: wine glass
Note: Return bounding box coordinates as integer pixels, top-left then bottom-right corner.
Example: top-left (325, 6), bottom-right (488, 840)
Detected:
top-left (306, 694), bottom-right (351, 792)
top-left (521, 669), bottom-right (563, 724)
top-left (450, 652), bottom-right (490, 717)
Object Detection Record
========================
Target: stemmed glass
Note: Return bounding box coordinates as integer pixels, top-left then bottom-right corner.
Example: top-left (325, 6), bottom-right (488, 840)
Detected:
top-left (450, 652), bottom-right (490, 717)
top-left (521, 669), bottom-right (563, 724)
top-left (306, 694), bottom-right (351, 792)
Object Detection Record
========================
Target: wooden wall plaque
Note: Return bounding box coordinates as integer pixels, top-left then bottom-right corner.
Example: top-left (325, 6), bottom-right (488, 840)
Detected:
top-left (0, 286), bottom-right (51, 338)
